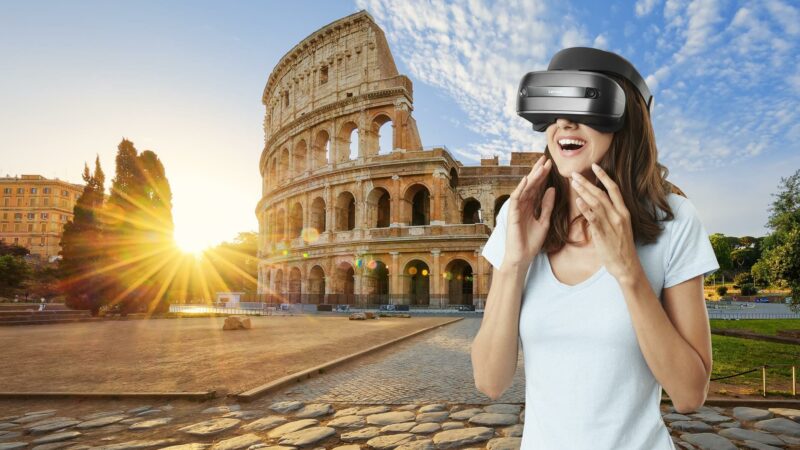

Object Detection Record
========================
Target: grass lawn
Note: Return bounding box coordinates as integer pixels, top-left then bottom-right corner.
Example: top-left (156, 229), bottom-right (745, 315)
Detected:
top-left (710, 319), bottom-right (800, 395)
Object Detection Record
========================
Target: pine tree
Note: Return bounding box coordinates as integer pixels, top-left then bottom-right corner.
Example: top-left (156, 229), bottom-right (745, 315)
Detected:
top-left (59, 159), bottom-right (106, 315)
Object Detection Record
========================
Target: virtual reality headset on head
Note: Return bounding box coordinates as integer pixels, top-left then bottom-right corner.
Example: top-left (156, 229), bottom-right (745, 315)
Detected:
top-left (516, 47), bottom-right (653, 133)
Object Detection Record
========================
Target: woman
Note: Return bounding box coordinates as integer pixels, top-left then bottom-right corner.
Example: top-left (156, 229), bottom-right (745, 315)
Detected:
top-left (471, 48), bottom-right (720, 450)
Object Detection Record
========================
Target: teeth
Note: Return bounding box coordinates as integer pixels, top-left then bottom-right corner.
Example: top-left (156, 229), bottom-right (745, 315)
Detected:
top-left (558, 138), bottom-right (586, 147)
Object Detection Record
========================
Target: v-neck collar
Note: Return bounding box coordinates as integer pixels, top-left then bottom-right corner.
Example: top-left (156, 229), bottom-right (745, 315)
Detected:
top-left (543, 251), bottom-right (608, 292)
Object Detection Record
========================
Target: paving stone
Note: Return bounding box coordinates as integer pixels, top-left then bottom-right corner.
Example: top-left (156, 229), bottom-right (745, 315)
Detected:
top-left (440, 422), bottom-right (464, 431)
top-left (179, 418), bottom-right (241, 437)
top-left (395, 405), bottom-right (418, 412)
top-left (394, 439), bottom-right (434, 450)
top-left (486, 437), bottom-right (522, 450)
top-left (0, 424), bottom-right (15, 431)
top-left (340, 427), bottom-right (381, 442)
top-left (31, 442), bottom-right (74, 450)
top-left (417, 404), bottom-right (446, 413)
top-left (409, 422), bottom-right (440, 433)
top-left (278, 426), bottom-right (336, 446)
top-left (732, 407), bottom-right (774, 422)
top-left (690, 412), bottom-right (734, 424)
top-left (76, 415), bottom-right (127, 429)
top-left (0, 443), bottom-right (26, 450)
top-left (0, 431), bottom-right (22, 441)
top-left (467, 413), bottom-right (517, 426)
top-left (332, 407), bottom-right (360, 418)
top-left (125, 406), bottom-right (151, 415)
top-left (432, 427), bottom-right (494, 449)
top-left (365, 411), bottom-right (415, 426)
top-left (266, 419), bottom-right (319, 439)
top-left (201, 405), bottom-right (240, 415)
top-left (293, 404), bottom-right (332, 419)
top-left (211, 433), bottom-right (263, 450)
top-left (365, 433), bottom-right (415, 449)
top-left (27, 418), bottom-right (80, 434)
top-left (95, 438), bottom-right (180, 450)
top-left (449, 408), bottom-right (482, 420)
top-left (664, 413), bottom-right (693, 422)
top-left (415, 412), bottom-right (449, 423)
top-left (268, 401), bottom-right (303, 414)
top-left (718, 427), bottom-right (785, 446)
top-left (81, 411), bottom-right (124, 421)
top-left (718, 421), bottom-right (742, 429)
top-left (768, 408), bottom-right (800, 421)
top-left (326, 415), bottom-right (365, 428)
top-left (160, 444), bottom-right (210, 450)
top-left (135, 409), bottom-right (162, 417)
top-left (128, 418), bottom-right (172, 430)
top-left (26, 411), bottom-right (58, 417)
top-left (483, 404), bottom-right (522, 415)
top-left (753, 417), bottom-right (800, 437)
top-left (242, 416), bottom-right (288, 432)
top-left (31, 431), bottom-right (82, 444)
top-left (381, 422), bottom-right (416, 433)
top-left (13, 413), bottom-right (56, 424)
top-left (222, 411), bottom-right (263, 420)
top-left (330, 445), bottom-right (362, 450)
top-left (778, 434), bottom-right (800, 444)
top-left (739, 441), bottom-right (783, 450)
top-left (670, 421), bottom-right (715, 432)
top-left (354, 406), bottom-right (390, 416)
top-left (500, 424), bottom-right (523, 437)
top-left (679, 432), bottom-right (738, 450)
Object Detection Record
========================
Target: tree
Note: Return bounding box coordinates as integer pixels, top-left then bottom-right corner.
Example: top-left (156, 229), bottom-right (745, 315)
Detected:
top-left (0, 254), bottom-right (31, 295)
top-left (762, 169), bottom-right (800, 312)
top-left (58, 157), bottom-right (107, 315)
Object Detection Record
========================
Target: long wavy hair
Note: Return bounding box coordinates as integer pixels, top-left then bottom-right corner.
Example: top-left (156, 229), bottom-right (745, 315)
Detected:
top-left (537, 74), bottom-right (683, 253)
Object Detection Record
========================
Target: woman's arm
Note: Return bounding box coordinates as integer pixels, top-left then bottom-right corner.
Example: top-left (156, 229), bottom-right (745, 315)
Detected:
top-left (471, 261), bottom-right (528, 400)
top-left (619, 268), bottom-right (712, 413)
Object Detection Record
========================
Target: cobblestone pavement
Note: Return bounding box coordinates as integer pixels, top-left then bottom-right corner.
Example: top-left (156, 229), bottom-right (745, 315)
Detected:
top-left (4, 317), bottom-right (800, 449)
top-left (272, 317), bottom-right (524, 404)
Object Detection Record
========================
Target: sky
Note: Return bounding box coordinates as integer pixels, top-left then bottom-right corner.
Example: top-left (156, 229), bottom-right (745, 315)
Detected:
top-left (1, 0), bottom-right (798, 252)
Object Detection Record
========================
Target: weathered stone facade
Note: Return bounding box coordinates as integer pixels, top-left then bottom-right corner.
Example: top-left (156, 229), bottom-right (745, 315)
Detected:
top-left (255, 10), bottom-right (543, 308)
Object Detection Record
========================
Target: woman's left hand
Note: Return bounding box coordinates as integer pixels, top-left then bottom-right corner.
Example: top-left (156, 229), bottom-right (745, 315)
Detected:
top-left (571, 163), bottom-right (643, 285)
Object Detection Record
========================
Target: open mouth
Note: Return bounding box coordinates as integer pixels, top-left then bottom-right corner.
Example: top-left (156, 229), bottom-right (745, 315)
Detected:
top-left (557, 138), bottom-right (587, 154)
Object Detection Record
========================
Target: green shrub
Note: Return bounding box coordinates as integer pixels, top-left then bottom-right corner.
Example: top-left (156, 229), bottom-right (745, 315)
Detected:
top-left (740, 283), bottom-right (758, 296)
top-left (716, 286), bottom-right (728, 296)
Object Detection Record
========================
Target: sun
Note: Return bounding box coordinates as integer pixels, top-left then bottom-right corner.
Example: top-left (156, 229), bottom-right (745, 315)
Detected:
top-left (175, 235), bottom-right (210, 257)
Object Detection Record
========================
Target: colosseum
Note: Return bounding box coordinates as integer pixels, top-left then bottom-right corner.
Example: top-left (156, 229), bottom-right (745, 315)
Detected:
top-left (255, 10), bottom-right (544, 309)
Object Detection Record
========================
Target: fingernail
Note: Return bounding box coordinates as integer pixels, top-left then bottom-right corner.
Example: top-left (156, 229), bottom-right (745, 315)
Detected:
top-left (591, 163), bottom-right (600, 171)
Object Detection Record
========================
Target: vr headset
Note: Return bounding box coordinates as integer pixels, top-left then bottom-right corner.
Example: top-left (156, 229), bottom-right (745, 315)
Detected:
top-left (516, 47), bottom-right (653, 133)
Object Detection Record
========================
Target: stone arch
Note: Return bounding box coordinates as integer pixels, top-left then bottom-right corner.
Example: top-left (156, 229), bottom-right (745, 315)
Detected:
top-left (308, 265), bottom-right (326, 304)
top-left (371, 113), bottom-right (393, 156)
top-left (365, 187), bottom-right (391, 228)
top-left (338, 121), bottom-right (359, 162)
top-left (449, 167), bottom-right (458, 189)
top-left (333, 261), bottom-right (356, 305)
top-left (280, 147), bottom-right (290, 182)
top-left (361, 257), bottom-right (389, 305)
top-left (310, 197), bottom-right (326, 236)
top-left (269, 157), bottom-right (277, 190)
top-left (493, 195), bottom-right (510, 226)
top-left (293, 140), bottom-right (307, 175)
top-left (403, 259), bottom-right (430, 306)
top-left (274, 269), bottom-right (284, 302)
top-left (462, 198), bottom-right (481, 224)
top-left (275, 208), bottom-right (286, 241)
top-left (403, 183), bottom-right (431, 226)
top-left (288, 266), bottom-right (302, 303)
top-left (444, 259), bottom-right (474, 306)
top-left (313, 129), bottom-right (331, 169)
top-left (289, 202), bottom-right (303, 239)
top-left (335, 191), bottom-right (356, 231)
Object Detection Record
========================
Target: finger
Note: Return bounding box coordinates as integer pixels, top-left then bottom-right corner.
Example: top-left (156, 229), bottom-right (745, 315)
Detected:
top-left (573, 182), bottom-right (611, 233)
top-left (590, 163), bottom-right (627, 214)
top-left (571, 172), bottom-right (616, 217)
top-left (575, 196), bottom-right (598, 224)
top-left (521, 158), bottom-right (551, 203)
top-left (538, 187), bottom-right (556, 225)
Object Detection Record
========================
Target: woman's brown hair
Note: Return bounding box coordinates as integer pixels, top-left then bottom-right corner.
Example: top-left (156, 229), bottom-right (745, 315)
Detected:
top-left (537, 73), bottom-right (683, 253)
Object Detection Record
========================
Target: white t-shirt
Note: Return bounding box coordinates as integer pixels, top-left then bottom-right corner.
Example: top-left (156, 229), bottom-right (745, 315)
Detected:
top-left (480, 192), bottom-right (720, 450)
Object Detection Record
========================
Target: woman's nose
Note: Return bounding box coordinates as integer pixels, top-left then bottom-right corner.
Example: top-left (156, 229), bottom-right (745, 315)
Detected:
top-left (556, 117), bottom-right (577, 128)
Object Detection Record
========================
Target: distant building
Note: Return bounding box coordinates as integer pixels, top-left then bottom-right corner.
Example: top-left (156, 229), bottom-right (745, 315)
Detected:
top-left (0, 174), bottom-right (84, 260)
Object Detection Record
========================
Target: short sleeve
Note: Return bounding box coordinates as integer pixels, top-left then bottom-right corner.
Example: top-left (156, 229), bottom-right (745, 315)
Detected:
top-left (481, 201), bottom-right (509, 270)
top-left (664, 197), bottom-right (720, 289)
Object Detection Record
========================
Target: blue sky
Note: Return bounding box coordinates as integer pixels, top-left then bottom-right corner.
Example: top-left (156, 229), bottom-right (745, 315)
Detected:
top-left (1, 0), bottom-right (798, 250)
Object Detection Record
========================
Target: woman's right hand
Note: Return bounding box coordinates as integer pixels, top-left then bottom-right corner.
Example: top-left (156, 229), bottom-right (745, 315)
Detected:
top-left (502, 156), bottom-right (555, 269)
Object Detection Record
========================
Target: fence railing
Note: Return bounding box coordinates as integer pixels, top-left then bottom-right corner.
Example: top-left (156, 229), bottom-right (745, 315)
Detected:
top-left (712, 364), bottom-right (799, 397)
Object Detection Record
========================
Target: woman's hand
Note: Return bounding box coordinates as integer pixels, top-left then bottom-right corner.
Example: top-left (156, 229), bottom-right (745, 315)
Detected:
top-left (502, 156), bottom-right (556, 269)
top-left (570, 163), bottom-right (642, 285)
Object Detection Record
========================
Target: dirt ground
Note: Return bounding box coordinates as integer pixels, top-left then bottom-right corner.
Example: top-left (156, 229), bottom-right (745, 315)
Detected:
top-left (0, 315), bottom-right (456, 394)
